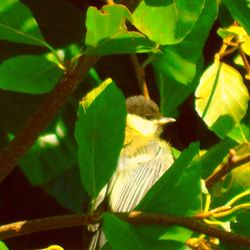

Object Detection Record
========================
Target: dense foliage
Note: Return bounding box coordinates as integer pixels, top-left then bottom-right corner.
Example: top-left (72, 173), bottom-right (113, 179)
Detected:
top-left (0, 0), bottom-right (250, 249)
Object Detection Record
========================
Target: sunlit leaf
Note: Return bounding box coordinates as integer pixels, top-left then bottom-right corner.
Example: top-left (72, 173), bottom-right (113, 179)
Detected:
top-left (218, 26), bottom-right (250, 55)
top-left (84, 5), bottom-right (158, 55)
top-left (195, 62), bottom-right (249, 138)
top-left (132, 0), bottom-right (205, 45)
top-left (227, 123), bottom-right (250, 143)
top-left (75, 79), bottom-right (126, 198)
top-left (44, 245), bottom-right (64, 250)
top-left (0, 241), bottom-right (8, 250)
top-left (0, 0), bottom-right (48, 47)
top-left (0, 54), bottom-right (63, 94)
top-left (234, 54), bottom-right (244, 67)
top-left (154, 0), bottom-right (217, 116)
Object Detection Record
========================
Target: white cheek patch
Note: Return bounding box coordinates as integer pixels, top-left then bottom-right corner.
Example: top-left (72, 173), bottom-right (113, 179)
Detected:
top-left (127, 114), bottom-right (158, 136)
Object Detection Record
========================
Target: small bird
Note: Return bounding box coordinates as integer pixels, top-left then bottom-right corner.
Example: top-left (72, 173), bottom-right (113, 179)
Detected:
top-left (88, 95), bottom-right (175, 249)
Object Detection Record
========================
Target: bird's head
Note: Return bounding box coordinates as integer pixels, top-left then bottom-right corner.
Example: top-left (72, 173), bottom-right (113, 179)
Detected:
top-left (126, 95), bottom-right (175, 137)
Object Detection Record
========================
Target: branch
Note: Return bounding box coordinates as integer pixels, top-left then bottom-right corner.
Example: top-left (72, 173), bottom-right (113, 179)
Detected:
top-left (205, 149), bottom-right (250, 189)
top-left (120, 211), bottom-right (250, 246)
top-left (130, 54), bottom-right (150, 99)
top-left (1, 211), bottom-right (250, 247)
top-left (0, 55), bottom-right (100, 183)
top-left (106, 0), bottom-right (115, 5)
top-left (238, 44), bottom-right (250, 79)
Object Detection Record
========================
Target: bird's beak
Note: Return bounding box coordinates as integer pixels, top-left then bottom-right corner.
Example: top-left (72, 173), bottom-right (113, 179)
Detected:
top-left (157, 117), bottom-right (176, 126)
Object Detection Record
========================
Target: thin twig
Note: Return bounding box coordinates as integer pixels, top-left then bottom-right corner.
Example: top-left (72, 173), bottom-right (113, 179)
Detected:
top-left (238, 45), bottom-right (250, 79)
top-left (195, 205), bottom-right (231, 219)
top-left (218, 35), bottom-right (235, 60)
top-left (0, 55), bottom-right (100, 183)
top-left (205, 150), bottom-right (250, 189)
top-left (130, 54), bottom-right (150, 99)
top-left (1, 211), bottom-right (250, 247)
top-left (106, 0), bottom-right (115, 5)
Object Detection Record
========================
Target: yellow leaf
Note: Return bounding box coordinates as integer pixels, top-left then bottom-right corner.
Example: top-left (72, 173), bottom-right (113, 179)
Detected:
top-left (195, 62), bottom-right (249, 138)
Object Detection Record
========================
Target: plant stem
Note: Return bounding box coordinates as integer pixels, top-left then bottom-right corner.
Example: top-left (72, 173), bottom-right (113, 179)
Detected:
top-left (205, 150), bottom-right (250, 189)
top-left (238, 45), bottom-right (250, 79)
top-left (0, 55), bottom-right (100, 183)
top-left (213, 203), bottom-right (250, 218)
top-left (130, 54), bottom-right (150, 99)
top-left (1, 211), bottom-right (250, 247)
top-left (226, 190), bottom-right (250, 206)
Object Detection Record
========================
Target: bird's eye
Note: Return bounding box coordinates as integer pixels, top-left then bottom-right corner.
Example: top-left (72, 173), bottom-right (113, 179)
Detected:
top-left (144, 114), bottom-right (153, 120)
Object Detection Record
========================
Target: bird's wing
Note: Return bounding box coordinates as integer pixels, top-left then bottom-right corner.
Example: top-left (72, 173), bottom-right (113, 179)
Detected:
top-left (107, 140), bottom-right (173, 212)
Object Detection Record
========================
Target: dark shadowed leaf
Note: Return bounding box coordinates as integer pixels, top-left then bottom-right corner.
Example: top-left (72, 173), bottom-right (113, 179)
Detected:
top-left (20, 117), bottom-right (77, 185)
top-left (75, 79), bottom-right (126, 198)
top-left (43, 166), bottom-right (88, 212)
top-left (231, 210), bottom-right (250, 237)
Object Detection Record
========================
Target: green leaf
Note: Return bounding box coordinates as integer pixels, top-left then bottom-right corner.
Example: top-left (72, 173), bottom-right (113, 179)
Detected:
top-left (231, 211), bottom-right (250, 237)
top-left (132, 0), bottom-right (205, 45)
top-left (222, 0), bottom-right (250, 34)
top-left (218, 3), bottom-right (234, 28)
top-left (0, 0), bottom-right (48, 47)
top-left (103, 213), bottom-right (146, 250)
top-left (227, 123), bottom-right (250, 143)
top-left (217, 27), bottom-right (236, 39)
top-left (153, 0), bottom-right (217, 116)
top-left (84, 5), bottom-right (158, 55)
top-left (195, 62), bottom-right (249, 138)
top-left (135, 225), bottom-right (192, 247)
top-left (43, 166), bottom-right (88, 212)
top-left (137, 142), bottom-right (201, 216)
top-left (103, 214), bottom-right (187, 250)
top-left (217, 26), bottom-right (250, 56)
top-left (0, 54), bottom-right (63, 94)
top-left (20, 117), bottom-right (77, 185)
top-left (75, 79), bottom-right (126, 198)
top-left (201, 137), bottom-right (237, 179)
top-left (0, 241), bottom-right (8, 250)
top-left (210, 144), bottom-right (250, 207)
